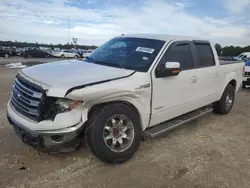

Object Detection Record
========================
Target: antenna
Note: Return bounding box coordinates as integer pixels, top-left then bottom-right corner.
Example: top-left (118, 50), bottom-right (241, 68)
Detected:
top-left (68, 16), bottom-right (71, 46)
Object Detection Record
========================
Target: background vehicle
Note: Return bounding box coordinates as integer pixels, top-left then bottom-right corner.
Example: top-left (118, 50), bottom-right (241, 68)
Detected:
top-left (0, 48), bottom-right (12, 57)
top-left (7, 34), bottom-right (244, 164)
top-left (243, 59), bottom-right (250, 88)
top-left (52, 50), bottom-right (80, 58)
top-left (23, 48), bottom-right (51, 58)
top-left (234, 52), bottom-right (250, 61)
top-left (81, 50), bottom-right (93, 57)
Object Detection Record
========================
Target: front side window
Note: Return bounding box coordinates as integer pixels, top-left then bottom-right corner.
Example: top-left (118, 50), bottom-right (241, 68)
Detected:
top-left (83, 37), bottom-right (165, 72)
top-left (158, 43), bottom-right (194, 70)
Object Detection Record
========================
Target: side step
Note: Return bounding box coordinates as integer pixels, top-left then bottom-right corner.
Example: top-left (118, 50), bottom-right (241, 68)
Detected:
top-left (143, 106), bottom-right (213, 140)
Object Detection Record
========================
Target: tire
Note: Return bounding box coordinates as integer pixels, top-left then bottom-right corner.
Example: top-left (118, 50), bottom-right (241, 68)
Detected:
top-left (74, 55), bottom-right (78, 58)
top-left (61, 54), bottom-right (65, 58)
top-left (4, 54), bottom-right (9, 58)
top-left (242, 83), bottom-right (246, 88)
top-left (214, 84), bottom-right (235, 114)
top-left (86, 103), bottom-right (142, 164)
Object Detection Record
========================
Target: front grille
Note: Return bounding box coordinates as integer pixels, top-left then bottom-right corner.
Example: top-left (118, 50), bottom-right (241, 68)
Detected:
top-left (11, 75), bottom-right (44, 121)
top-left (245, 72), bottom-right (250, 77)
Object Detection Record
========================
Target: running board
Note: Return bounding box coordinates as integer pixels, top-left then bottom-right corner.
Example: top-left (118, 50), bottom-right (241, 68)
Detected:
top-left (143, 106), bottom-right (213, 140)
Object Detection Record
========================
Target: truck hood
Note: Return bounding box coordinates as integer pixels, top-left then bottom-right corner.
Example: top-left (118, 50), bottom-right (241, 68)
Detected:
top-left (21, 60), bottom-right (135, 97)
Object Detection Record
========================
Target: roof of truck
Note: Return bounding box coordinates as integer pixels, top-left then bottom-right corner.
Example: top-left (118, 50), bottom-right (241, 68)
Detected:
top-left (120, 34), bottom-right (208, 42)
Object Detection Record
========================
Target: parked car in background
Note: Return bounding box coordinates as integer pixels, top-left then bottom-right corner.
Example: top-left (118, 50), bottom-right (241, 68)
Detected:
top-left (81, 49), bottom-right (93, 57)
top-left (16, 48), bottom-right (25, 56)
top-left (219, 56), bottom-right (235, 61)
top-left (7, 34), bottom-right (244, 164)
top-left (243, 59), bottom-right (250, 88)
top-left (51, 50), bottom-right (80, 58)
top-left (0, 48), bottom-right (12, 57)
top-left (234, 52), bottom-right (250, 61)
top-left (23, 48), bottom-right (52, 58)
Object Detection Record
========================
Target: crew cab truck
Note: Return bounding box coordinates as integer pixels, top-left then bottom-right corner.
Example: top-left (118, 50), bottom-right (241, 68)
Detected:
top-left (7, 34), bottom-right (244, 164)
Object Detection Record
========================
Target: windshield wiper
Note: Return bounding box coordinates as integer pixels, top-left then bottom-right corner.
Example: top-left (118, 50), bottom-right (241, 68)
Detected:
top-left (93, 61), bottom-right (125, 69)
top-left (84, 56), bottom-right (95, 62)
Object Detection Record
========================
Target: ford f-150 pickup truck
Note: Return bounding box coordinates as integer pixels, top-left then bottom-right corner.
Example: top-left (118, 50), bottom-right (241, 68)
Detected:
top-left (7, 34), bottom-right (244, 164)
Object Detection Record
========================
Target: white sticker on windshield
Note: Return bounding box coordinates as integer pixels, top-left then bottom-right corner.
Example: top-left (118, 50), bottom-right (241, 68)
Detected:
top-left (136, 47), bottom-right (155, 54)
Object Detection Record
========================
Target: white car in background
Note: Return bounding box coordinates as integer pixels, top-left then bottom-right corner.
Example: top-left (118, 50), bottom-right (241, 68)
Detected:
top-left (81, 50), bottom-right (93, 57)
top-left (52, 50), bottom-right (80, 58)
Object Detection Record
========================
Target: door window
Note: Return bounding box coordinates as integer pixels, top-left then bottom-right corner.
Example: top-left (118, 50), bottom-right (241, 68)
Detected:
top-left (158, 42), bottom-right (194, 70)
top-left (194, 43), bottom-right (215, 67)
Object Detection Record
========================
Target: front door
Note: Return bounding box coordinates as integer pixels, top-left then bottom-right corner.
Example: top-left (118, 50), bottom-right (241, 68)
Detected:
top-left (150, 41), bottom-right (199, 127)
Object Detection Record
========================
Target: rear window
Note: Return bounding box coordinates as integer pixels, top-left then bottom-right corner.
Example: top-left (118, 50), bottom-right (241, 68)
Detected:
top-left (195, 43), bottom-right (215, 67)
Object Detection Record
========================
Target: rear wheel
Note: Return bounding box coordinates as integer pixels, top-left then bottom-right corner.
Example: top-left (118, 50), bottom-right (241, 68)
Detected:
top-left (86, 103), bottom-right (142, 164)
top-left (4, 54), bottom-right (9, 58)
top-left (74, 55), bottom-right (78, 58)
top-left (61, 54), bottom-right (65, 58)
top-left (214, 84), bottom-right (235, 114)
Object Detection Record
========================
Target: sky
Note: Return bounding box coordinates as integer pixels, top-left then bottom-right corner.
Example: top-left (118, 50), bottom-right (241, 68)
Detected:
top-left (0, 0), bottom-right (249, 46)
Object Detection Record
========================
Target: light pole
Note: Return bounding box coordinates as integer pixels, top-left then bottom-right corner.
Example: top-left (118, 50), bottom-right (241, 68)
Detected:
top-left (72, 38), bottom-right (78, 49)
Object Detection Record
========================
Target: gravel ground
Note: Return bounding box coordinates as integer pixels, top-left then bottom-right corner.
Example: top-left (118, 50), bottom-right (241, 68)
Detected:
top-left (0, 61), bottom-right (250, 188)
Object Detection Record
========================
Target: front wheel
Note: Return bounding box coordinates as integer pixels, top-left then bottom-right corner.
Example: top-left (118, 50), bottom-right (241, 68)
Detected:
top-left (74, 55), bottom-right (78, 58)
top-left (214, 84), bottom-right (235, 114)
top-left (86, 103), bottom-right (142, 164)
top-left (4, 54), bottom-right (9, 58)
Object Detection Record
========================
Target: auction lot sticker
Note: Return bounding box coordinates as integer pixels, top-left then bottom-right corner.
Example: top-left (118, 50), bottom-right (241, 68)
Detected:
top-left (135, 47), bottom-right (155, 54)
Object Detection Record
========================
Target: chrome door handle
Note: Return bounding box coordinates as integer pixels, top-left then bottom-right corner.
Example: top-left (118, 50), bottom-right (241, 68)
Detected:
top-left (191, 76), bottom-right (197, 83)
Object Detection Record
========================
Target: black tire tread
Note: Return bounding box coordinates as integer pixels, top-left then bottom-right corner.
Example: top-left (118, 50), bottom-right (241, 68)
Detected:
top-left (86, 103), bottom-right (142, 164)
top-left (214, 84), bottom-right (235, 114)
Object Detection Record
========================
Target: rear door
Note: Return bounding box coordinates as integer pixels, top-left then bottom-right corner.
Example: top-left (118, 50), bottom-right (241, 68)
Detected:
top-left (63, 50), bottom-right (70, 57)
top-left (191, 41), bottom-right (221, 105)
top-left (150, 41), bottom-right (200, 126)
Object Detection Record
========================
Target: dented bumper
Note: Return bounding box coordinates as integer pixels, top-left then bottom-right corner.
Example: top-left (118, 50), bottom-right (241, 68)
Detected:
top-left (7, 100), bottom-right (87, 150)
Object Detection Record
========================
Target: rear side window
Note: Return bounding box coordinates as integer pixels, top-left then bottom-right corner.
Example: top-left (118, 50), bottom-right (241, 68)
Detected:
top-left (159, 43), bottom-right (193, 70)
top-left (195, 43), bottom-right (215, 67)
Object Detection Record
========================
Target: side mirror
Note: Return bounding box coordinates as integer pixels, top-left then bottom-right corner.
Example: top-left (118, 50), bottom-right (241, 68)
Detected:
top-left (155, 62), bottom-right (180, 78)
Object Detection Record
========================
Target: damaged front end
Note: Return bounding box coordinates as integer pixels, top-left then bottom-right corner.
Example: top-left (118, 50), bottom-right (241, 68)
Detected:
top-left (7, 73), bottom-right (89, 153)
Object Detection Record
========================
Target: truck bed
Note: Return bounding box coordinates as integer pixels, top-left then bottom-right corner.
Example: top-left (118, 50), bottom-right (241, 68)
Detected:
top-left (219, 60), bottom-right (243, 65)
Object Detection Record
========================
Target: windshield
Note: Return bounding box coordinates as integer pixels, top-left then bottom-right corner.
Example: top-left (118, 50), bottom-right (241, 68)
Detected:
top-left (83, 37), bottom-right (165, 72)
top-left (237, 54), bottom-right (245, 58)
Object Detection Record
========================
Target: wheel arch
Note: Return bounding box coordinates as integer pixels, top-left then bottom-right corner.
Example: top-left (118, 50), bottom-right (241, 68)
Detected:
top-left (228, 79), bottom-right (237, 90)
top-left (87, 100), bottom-right (144, 131)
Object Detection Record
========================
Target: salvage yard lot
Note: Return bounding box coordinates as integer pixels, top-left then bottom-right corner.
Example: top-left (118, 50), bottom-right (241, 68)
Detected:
top-left (0, 62), bottom-right (250, 188)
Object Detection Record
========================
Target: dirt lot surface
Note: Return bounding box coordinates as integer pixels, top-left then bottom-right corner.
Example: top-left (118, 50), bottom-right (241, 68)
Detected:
top-left (0, 62), bottom-right (250, 188)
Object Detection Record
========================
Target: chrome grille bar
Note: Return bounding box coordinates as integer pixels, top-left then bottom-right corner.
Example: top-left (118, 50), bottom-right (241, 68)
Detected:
top-left (11, 75), bottom-right (44, 121)
top-left (12, 86), bottom-right (40, 107)
top-left (11, 95), bottom-right (39, 116)
top-left (14, 78), bottom-right (42, 98)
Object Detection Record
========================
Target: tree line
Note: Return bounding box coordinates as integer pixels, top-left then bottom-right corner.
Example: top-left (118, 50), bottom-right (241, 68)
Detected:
top-left (0, 40), bottom-right (98, 50)
top-left (215, 43), bottom-right (250, 57)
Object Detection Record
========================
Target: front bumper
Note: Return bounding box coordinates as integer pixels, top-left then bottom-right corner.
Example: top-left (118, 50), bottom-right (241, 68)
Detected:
top-left (7, 101), bottom-right (86, 151)
top-left (243, 77), bottom-right (250, 85)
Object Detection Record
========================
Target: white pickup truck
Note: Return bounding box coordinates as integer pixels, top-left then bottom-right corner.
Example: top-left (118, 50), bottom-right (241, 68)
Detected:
top-left (7, 34), bottom-right (244, 164)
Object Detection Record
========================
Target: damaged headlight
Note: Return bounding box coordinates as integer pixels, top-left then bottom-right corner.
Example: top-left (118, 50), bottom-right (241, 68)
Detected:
top-left (55, 99), bottom-right (83, 112)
